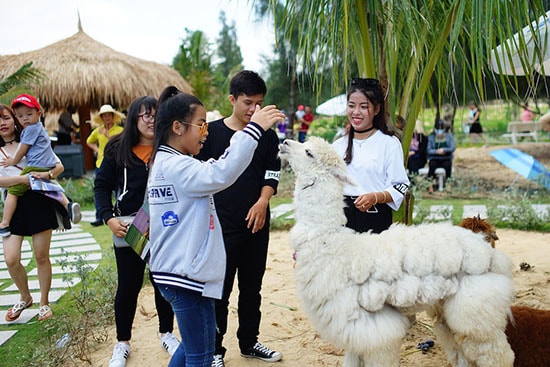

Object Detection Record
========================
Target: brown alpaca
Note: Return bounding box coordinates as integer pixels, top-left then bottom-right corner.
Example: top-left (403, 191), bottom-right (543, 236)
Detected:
top-left (459, 216), bottom-right (550, 367)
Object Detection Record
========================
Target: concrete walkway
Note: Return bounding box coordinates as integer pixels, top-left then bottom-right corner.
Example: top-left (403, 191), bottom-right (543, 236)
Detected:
top-left (0, 211), bottom-right (101, 346)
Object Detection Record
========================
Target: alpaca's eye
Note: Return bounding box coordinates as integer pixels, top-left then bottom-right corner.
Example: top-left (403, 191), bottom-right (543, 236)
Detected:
top-left (305, 149), bottom-right (314, 158)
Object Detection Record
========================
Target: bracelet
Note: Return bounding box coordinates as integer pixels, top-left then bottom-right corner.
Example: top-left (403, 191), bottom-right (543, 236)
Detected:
top-left (48, 170), bottom-right (54, 179)
top-left (382, 191), bottom-right (388, 203)
top-left (373, 192), bottom-right (378, 205)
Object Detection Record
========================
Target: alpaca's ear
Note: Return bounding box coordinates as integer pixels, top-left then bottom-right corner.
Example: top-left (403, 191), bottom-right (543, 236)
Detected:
top-left (332, 165), bottom-right (357, 187)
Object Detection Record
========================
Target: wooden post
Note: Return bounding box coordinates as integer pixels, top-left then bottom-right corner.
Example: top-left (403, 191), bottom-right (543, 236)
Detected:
top-left (77, 104), bottom-right (95, 170)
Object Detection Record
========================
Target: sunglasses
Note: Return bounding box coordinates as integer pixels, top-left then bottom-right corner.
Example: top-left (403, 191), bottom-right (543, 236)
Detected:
top-left (351, 78), bottom-right (380, 89)
top-left (179, 120), bottom-right (208, 136)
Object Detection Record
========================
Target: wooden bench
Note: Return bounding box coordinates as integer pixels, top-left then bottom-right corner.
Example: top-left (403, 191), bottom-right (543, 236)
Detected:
top-left (502, 121), bottom-right (542, 145)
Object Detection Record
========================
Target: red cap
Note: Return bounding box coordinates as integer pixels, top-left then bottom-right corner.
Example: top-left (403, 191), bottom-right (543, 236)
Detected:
top-left (298, 105), bottom-right (304, 110)
top-left (11, 94), bottom-right (41, 111)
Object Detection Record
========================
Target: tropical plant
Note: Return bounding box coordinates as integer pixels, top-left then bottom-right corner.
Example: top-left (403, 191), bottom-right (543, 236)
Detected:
top-left (0, 62), bottom-right (42, 105)
top-left (268, 0), bottom-right (547, 154)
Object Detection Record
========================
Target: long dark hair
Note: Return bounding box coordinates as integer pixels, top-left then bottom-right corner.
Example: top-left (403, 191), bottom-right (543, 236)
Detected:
top-left (344, 78), bottom-right (393, 164)
top-left (0, 104), bottom-right (23, 147)
top-left (104, 96), bottom-right (157, 167)
top-left (152, 86), bottom-right (204, 161)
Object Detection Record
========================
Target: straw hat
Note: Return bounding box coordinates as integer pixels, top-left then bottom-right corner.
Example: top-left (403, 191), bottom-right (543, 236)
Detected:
top-left (92, 104), bottom-right (124, 125)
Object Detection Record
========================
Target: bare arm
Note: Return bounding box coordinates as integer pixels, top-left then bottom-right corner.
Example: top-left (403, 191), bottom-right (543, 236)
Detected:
top-left (1, 143), bottom-right (30, 167)
top-left (245, 185), bottom-right (276, 234)
top-left (0, 175), bottom-right (29, 188)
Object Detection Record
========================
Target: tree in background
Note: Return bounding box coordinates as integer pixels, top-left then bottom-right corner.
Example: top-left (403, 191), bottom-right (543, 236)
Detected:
top-left (172, 13), bottom-right (245, 116)
top-left (172, 29), bottom-right (214, 107)
top-left (212, 11), bottom-right (244, 116)
top-left (269, 0), bottom-right (547, 156)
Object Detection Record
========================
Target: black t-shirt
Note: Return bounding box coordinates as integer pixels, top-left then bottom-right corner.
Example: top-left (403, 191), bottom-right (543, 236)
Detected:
top-left (195, 119), bottom-right (280, 233)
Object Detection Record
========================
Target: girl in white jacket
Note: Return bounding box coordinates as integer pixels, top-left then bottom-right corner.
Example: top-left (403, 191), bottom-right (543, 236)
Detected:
top-left (148, 86), bottom-right (283, 367)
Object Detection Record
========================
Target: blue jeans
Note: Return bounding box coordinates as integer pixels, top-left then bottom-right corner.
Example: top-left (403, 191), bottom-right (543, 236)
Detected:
top-left (159, 285), bottom-right (216, 367)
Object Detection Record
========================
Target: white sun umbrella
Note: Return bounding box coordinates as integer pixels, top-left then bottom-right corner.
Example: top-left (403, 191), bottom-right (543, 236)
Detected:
top-left (316, 94), bottom-right (347, 116)
top-left (490, 11), bottom-right (550, 75)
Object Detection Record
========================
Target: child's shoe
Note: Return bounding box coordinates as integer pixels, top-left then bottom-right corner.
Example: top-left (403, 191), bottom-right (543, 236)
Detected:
top-left (0, 226), bottom-right (11, 237)
top-left (68, 202), bottom-right (81, 224)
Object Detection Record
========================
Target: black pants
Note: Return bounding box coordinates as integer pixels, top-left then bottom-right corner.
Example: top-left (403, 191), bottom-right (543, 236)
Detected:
top-left (114, 246), bottom-right (174, 341)
top-left (215, 226), bottom-right (269, 355)
top-left (428, 159), bottom-right (453, 179)
top-left (343, 196), bottom-right (392, 234)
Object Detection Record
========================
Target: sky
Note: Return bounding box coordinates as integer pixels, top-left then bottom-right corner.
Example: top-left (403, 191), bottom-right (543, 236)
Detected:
top-left (1, 0), bottom-right (275, 72)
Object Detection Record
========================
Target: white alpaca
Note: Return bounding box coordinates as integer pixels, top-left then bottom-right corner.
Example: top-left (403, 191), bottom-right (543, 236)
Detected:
top-left (279, 137), bottom-right (515, 367)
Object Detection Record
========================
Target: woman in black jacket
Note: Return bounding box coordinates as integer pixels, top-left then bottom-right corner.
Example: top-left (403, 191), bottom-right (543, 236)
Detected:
top-left (94, 96), bottom-right (178, 367)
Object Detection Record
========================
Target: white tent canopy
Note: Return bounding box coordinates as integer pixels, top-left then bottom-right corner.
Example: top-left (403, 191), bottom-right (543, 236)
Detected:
top-left (316, 94), bottom-right (347, 116)
top-left (490, 11), bottom-right (550, 75)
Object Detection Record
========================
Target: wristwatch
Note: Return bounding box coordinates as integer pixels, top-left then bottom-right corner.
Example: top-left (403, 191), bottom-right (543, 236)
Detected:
top-left (48, 170), bottom-right (54, 179)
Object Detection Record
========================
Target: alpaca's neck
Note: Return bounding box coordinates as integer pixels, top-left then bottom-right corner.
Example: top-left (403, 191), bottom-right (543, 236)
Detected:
top-left (293, 176), bottom-right (347, 229)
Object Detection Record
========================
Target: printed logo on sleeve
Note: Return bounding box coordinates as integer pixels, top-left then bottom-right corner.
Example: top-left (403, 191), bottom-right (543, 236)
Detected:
top-left (393, 183), bottom-right (409, 196)
top-left (148, 185), bottom-right (178, 204)
top-left (161, 211), bottom-right (179, 227)
top-left (265, 170), bottom-right (280, 181)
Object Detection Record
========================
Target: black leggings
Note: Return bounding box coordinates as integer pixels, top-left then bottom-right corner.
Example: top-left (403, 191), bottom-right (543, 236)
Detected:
top-left (114, 246), bottom-right (174, 341)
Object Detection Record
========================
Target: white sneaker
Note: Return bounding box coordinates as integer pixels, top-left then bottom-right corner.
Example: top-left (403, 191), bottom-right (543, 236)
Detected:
top-left (109, 342), bottom-right (130, 367)
top-left (212, 354), bottom-right (225, 367)
top-left (160, 332), bottom-right (180, 356)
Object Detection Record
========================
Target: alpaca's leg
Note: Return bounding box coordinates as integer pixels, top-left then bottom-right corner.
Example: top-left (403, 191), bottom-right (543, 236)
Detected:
top-left (433, 320), bottom-right (463, 366)
top-left (357, 338), bottom-right (402, 367)
top-left (343, 352), bottom-right (361, 367)
top-left (442, 274), bottom-right (515, 367)
top-left (453, 332), bottom-right (514, 367)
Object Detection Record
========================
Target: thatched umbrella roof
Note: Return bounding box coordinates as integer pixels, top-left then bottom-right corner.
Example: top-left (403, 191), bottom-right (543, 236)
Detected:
top-left (0, 21), bottom-right (191, 169)
top-left (0, 24), bottom-right (191, 110)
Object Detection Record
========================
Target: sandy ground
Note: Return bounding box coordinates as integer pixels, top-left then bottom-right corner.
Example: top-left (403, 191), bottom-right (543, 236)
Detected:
top-left (83, 143), bottom-right (550, 366)
top-left (82, 229), bottom-right (549, 367)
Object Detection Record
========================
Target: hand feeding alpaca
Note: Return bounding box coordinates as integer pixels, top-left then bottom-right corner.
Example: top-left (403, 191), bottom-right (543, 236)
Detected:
top-left (279, 137), bottom-right (515, 367)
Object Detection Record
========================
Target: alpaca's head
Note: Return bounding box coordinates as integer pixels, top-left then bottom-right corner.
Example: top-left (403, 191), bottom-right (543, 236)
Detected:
top-left (279, 137), bottom-right (354, 187)
top-left (458, 215), bottom-right (499, 248)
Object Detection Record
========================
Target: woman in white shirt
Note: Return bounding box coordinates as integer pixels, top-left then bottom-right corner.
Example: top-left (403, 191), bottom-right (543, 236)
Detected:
top-left (332, 78), bottom-right (409, 234)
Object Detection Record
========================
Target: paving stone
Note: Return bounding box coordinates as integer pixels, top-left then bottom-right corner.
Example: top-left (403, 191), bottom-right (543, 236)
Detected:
top-left (48, 244), bottom-right (101, 256)
top-left (462, 205), bottom-right (488, 218)
top-left (271, 203), bottom-right (294, 218)
top-left (4, 277), bottom-right (80, 292)
top-left (0, 309), bottom-right (39, 325)
top-left (27, 263), bottom-right (99, 276)
top-left (531, 204), bottom-right (550, 218)
top-left (0, 290), bottom-right (66, 307)
top-left (51, 232), bottom-right (93, 242)
top-left (50, 237), bottom-right (98, 248)
top-left (0, 330), bottom-right (17, 346)
top-left (425, 205), bottom-right (453, 222)
top-left (51, 252), bottom-right (102, 263)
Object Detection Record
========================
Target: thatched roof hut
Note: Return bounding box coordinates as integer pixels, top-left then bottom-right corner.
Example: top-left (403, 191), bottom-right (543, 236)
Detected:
top-left (0, 21), bottom-right (191, 169)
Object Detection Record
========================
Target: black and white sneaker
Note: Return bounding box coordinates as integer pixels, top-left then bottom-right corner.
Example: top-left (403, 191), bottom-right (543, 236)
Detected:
top-left (211, 354), bottom-right (225, 367)
top-left (240, 342), bottom-right (282, 362)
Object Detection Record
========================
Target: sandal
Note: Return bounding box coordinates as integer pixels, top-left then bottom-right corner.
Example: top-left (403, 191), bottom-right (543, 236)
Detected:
top-left (38, 305), bottom-right (53, 321)
top-left (5, 298), bottom-right (33, 322)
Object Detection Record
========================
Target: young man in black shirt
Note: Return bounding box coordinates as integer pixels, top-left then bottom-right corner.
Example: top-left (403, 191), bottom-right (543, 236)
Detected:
top-left (196, 70), bottom-right (282, 367)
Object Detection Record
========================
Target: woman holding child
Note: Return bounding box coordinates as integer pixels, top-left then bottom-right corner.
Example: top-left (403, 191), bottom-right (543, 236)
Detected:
top-left (0, 104), bottom-right (69, 322)
top-left (94, 96), bottom-right (178, 367)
